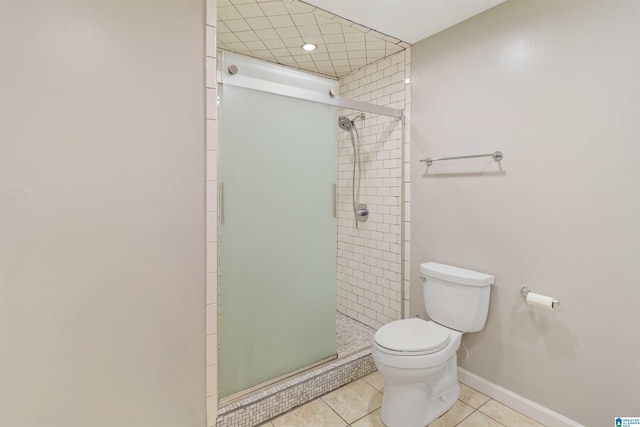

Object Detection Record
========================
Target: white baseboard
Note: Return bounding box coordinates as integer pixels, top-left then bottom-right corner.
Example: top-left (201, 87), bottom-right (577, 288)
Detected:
top-left (457, 368), bottom-right (586, 427)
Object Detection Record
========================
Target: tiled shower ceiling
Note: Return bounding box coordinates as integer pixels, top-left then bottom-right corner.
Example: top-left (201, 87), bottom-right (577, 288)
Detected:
top-left (217, 0), bottom-right (410, 79)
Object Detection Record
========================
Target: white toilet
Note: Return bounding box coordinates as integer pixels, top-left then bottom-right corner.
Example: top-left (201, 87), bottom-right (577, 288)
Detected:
top-left (372, 262), bottom-right (494, 427)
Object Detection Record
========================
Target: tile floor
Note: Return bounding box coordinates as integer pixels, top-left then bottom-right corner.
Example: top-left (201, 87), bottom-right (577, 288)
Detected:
top-left (258, 371), bottom-right (546, 427)
top-left (336, 312), bottom-right (375, 357)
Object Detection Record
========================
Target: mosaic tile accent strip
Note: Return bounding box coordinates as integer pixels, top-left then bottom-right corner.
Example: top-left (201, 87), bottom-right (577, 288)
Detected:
top-left (215, 350), bottom-right (376, 427)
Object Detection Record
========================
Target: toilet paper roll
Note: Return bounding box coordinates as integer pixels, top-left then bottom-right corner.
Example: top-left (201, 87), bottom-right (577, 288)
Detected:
top-left (526, 292), bottom-right (556, 310)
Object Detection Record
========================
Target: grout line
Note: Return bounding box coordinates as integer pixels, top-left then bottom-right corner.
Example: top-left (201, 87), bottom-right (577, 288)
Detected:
top-left (271, 380), bottom-right (541, 427)
top-left (477, 400), bottom-right (511, 426)
top-left (347, 405), bottom-right (380, 426)
top-left (322, 379), bottom-right (383, 426)
top-left (454, 408), bottom-right (478, 426)
top-left (320, 394), bottom-right (351, 425)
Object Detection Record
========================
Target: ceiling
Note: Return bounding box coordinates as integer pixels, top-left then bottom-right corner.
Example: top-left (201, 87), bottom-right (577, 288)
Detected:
top-left (217, 0), bottom-right (409, 79)
top-left (217, 0), bottom-right (505, 79)
top-left (304, 0), bottom-right (507, 44)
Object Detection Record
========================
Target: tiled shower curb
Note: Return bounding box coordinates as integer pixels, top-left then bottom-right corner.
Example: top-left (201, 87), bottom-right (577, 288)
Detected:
top-left (215, 349), bottom-right (376, 427)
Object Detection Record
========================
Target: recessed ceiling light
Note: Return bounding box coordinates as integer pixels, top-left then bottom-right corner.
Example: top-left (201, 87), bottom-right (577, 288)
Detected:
top-left (302, 43), bottom-right (317, 52)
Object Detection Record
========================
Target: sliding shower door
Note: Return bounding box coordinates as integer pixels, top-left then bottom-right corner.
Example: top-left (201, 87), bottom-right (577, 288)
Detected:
top-left (218, 53), bottom-right (337, 398)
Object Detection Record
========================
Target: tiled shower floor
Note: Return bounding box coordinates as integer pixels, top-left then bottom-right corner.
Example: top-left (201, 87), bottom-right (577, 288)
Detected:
top-left (336, 311), bottom-right (375, 357)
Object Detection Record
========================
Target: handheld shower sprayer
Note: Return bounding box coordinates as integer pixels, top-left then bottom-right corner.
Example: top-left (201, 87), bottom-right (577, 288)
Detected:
top-left (337, 112), bottom-right (368, 226)
top-left (337, 113), bottom-right (365, 131)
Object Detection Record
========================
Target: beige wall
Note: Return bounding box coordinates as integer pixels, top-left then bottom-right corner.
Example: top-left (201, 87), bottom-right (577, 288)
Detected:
top-left (0, 1), bottom-right (206, 426)
top-left (336, 50), bottom-right (409, 328)
top-left (410, 1), bottom-right (640, 425)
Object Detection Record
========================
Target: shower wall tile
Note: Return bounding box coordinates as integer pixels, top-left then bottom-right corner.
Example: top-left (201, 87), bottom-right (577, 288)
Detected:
top-left (403, 47), bottom-right (411, 318)
top-left (207, 365), bottom-right (218, 397)
top-left (207, 150), bottom-right (218, 181)
top-left (207, 26), bottom-right (217, 58)
top-left (207, 272), bottom-right (218, 305)
top-left (208, 396), bottom-right (219, 427)
top-left (207, 301), bottom-right (218, 335)
top-left (207, 212), bottom-right (217, 242)
top-left (207, 334), bottom-right (218, 366)
top-left (207, 242), bottom-right (218, 274)
top-left (337, 49), bottom-right (410, 329)
top-left (207, 0), bottom-right (217, 27)
top-left (207, 181), bottom-right (218, 212)
top-left (205, 1), bottom-right (219, 425)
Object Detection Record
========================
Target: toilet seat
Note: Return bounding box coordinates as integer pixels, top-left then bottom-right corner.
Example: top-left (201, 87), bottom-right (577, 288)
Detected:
top-left (374, 319), bottom-right (451, 355)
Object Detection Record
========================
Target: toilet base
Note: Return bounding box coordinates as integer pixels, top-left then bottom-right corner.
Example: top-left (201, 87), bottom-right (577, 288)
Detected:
top-left (378, 355), bottom-right (460, 427)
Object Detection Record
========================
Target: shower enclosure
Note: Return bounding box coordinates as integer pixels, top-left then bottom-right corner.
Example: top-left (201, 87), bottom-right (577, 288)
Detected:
top-left (218, 52), bottom-right (338, 399)
top-left (218, 52), bottom-right (404, 401)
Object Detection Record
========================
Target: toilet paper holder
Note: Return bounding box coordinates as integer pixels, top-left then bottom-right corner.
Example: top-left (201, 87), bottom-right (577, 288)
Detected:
top-left (521, 286), bottom-right (560, 309)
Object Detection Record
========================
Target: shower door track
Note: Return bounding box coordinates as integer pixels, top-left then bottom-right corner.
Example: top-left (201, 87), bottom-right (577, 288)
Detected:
top-left (218, 70), bottom-right (403, 119)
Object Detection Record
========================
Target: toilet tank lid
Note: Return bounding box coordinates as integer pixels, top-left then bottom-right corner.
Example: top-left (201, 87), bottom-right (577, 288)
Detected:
top-left (421, 262), bottom-right (494, 286)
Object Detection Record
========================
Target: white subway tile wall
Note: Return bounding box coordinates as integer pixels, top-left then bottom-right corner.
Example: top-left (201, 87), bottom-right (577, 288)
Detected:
top-left (337, 49), bottom-right (411, 329)
top-left (403, 47), bottom-right (411, 319)
top-left (206, 0), bottom-right (218, 426)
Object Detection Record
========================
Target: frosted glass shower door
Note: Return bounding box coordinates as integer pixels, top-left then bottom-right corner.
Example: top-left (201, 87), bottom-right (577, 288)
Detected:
top-left (218, 57), bottom-right (337, 398)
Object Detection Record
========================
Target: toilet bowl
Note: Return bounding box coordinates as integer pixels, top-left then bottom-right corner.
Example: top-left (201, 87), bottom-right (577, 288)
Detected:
top-left (371, 262), bottom-right (494, 427)
top-left (372, 319), bottom-right (462, 427)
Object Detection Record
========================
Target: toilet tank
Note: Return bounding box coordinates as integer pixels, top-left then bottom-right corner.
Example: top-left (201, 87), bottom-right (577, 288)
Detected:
top-left (421, 262), bottom-right (494, 333)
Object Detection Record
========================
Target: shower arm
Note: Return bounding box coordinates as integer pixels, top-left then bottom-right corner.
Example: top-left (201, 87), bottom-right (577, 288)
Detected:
top-left (350, 112), bottom-right (365, 123)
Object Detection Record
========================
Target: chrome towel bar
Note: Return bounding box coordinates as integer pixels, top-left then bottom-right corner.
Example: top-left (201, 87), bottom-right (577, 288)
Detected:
top-left (420, 151), bottom-right (503, 167)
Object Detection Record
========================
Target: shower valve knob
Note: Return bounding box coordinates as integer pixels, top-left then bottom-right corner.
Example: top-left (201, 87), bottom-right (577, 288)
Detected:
top-left (356, 204), bottom-right (369, 222)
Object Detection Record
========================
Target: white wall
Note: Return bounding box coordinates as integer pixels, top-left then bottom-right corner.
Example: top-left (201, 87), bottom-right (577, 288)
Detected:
top-left (337, 50), bottom-right (409, 328)
top-left (410, 1), bottom-right (640, 425)
top-left (0, 1), bottom-right (206, 426)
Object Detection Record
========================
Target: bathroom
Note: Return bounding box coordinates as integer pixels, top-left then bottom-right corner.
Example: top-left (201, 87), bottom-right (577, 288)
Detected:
top-left (1, 1), bottom-right (639, 427)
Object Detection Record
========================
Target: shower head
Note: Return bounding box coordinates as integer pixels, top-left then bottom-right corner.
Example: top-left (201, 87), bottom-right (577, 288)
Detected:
top-left (338, 112), bottom-right (365, 131)
top-left (338, 116), bottom-right (354, 131)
